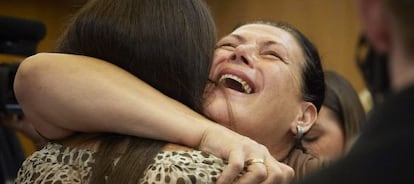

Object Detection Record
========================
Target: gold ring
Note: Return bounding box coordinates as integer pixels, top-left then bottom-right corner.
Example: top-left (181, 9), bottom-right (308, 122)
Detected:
top-left (245, 158), bottom-right (265, 166)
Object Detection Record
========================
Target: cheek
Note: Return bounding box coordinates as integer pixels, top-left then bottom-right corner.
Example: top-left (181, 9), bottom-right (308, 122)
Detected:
top-left (202, 91), bottom-right (231, 127)
top-left (267, 64), bottom-right (301, 91)
top-left (263, 67), bottom-right (302, 108)
top-left (305, 133), bottom-right (344, 160)
top-left (316, 109), bottom-right (346, 156)
top-left (320, 127), bottom-right (346, 158)
top-left (212, 51), bottom-right (221, 66)
top-left (210, 50), bottom-right (230, 76)
top-left (259, 65), bottom-right (303, 118)
top-left (326, 120), bottom-right (346, 149)
top-left (303, 124), bottom-right (346, 159)
top-left (325, 133), bottom-right (345, 152)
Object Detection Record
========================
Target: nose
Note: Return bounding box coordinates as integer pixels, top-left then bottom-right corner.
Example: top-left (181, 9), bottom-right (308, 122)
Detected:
top-left (229, 44), bottom-right (255, 67)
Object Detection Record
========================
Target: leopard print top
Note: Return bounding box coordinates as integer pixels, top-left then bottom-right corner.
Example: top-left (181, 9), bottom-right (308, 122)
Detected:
top-left (15, 143), bottom-right (226, 184)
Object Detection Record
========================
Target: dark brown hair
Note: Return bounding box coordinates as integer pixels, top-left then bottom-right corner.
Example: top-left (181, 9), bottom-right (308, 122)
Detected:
top-left (55, 0), bottom-right (216, 183)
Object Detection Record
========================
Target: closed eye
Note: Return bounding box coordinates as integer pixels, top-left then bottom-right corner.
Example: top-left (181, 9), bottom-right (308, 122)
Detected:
top-left (217, 43), bottom-right (237, 49)
top-left (262, 51), bottom-right (284, 62)
top-left (302, 135), bottom-right (319, 142)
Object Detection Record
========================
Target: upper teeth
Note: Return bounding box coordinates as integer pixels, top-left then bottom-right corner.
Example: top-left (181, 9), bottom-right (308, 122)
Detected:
top-left (218, 74), bottom-right (252, 94)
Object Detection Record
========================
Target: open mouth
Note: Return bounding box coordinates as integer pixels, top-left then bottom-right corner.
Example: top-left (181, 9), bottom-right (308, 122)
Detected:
top-left (218, 74), bottom-right (253, 94)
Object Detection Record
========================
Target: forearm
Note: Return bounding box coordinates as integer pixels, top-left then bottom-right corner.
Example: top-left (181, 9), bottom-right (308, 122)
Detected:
top-left (14, 53), bottom-right (210, 147)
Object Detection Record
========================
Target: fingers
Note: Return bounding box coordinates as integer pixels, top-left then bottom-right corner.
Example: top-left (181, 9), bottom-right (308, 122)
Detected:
top-left (234, 160), bottom-right (267, 184)
top-left (198, 125), bottom-right (295, 183)
top-left (234, 157), bottom-right (294, 184)
top-left (261, 160), bottom-right (295, 184)
top-left (217, 149), bottom-right (294, 184)
top-left (217, 151), bottom-right (295, 184)
top-left (216, 151), bottom-right (245, 184)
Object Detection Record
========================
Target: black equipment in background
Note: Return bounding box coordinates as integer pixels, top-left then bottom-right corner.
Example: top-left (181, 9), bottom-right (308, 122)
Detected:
top-left (0, 15), bottom-right (46, 116)
top-left (0, 15), bottom-right (47, 57)
top-left (0, 63), bottom-right (21, 116)
top-left (0, 16), bottom-right (46, 183)
top-left (356, 35), bottom-right (391, 106)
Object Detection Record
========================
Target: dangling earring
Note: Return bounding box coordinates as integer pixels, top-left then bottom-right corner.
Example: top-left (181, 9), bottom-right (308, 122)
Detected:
top-left (295, 125), bottom-right (307, 152)
top-left (296, 125), bottom-right (304, 139)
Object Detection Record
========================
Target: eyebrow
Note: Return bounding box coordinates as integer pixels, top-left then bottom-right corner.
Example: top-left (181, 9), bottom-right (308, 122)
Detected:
top-left (227, 34), bottom-right (246, 43)
top-left (262, 40), bottom-right (284, 47)
top-left (262, 40), bottom-right (290, 63)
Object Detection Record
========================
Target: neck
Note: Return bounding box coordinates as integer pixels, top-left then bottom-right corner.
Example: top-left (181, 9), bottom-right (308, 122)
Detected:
top-left (268, 134), bottom-right (296, 161)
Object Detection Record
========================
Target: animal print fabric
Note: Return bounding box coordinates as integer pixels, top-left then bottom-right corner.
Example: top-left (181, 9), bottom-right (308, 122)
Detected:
top-left (15, 143), bottom-right (226, 184)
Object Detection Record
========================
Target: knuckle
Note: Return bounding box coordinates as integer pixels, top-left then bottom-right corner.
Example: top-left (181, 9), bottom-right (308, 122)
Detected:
top-left (246, 172), bottom-right (266, 183)
top-left (229, 162), bottom-right (244, 171)
top-left (286, 168), bottom-right (295, 180)
top-left (256, 171), bottom-right (267, 181)
top-left (252, 165), bottom-right (268, 181)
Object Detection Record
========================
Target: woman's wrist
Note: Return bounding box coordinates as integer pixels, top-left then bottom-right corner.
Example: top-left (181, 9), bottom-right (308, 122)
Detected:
top-left (196, 121), bottom-right (242, 157)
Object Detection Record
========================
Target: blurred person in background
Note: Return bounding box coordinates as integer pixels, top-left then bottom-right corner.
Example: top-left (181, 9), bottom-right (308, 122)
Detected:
top-left (298, 0), bottom-right (414, 183)
top-left (301, 70), bottom-right (366, 163)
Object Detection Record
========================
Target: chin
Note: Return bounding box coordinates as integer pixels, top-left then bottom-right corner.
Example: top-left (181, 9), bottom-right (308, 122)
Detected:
top-left (203, 100), bottom-right (232, 126)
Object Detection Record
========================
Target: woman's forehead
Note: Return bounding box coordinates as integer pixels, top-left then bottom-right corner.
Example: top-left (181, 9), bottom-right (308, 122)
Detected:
top-left (230, 24), bottom-right (293, 43)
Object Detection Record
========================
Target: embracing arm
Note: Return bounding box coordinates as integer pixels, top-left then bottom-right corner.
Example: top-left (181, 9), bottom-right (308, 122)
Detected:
top-left (14, 53), bottom-right (210, 147)
top-left (14, 53), bottom-right (294, 183)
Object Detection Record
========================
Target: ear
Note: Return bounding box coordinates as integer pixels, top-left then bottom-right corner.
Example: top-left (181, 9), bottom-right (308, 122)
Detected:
top-left (357, 0), bottom-right (391, 53)
top-left (290, 102), bottom-right (318, 137)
